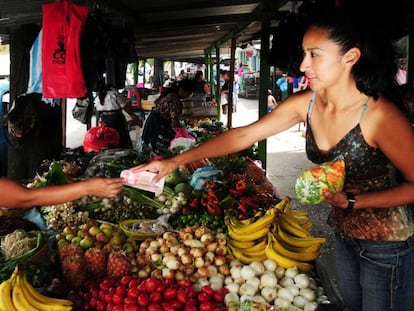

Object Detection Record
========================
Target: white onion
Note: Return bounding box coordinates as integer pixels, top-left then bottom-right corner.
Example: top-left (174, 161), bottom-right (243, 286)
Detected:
top-left (277, 287), bottom-right (294, 302)
top-left (261, 287), bottom-right (278, 303)
top-left (249, 261), bottom-right (265, 276)
top-left (230, 266), bottom-right (242, 279)
top-left (294, 273), bottom-right (310, 288)
top-left (260, 272), bottom-right (277, 289)
top-left (275, 266), bottom-right (286, 279)
top-left (252, 295), bottom-right (267, 305)
top-left (245, 277), bottom-right (260, 292)
top-left (285, 284), bottom-right (299, 297)
top-left (279, 276), bottom-right (295, 287)
top-left (300, 287), bottom-right (316, 302)
top-left (274, 297), bottom-right (292, 308)
top-left (224, 292), bottom-right (240, 306)
top-left (304, 301), bottom-right (318, 311)
top-left (285, 266), bottom-right (299, 278)
top-left (263, 259), bottom-right (277, 272)
top-left (293, 295), bottom-right (309, 308)
top-left (225, 282), bottom-right (240, 294)
top-left (239, 283), bottom-right (256, 297)
top-left (224, 276), bottom-right (234, 285)
top-left (240, 266), bottom-right (256, 280)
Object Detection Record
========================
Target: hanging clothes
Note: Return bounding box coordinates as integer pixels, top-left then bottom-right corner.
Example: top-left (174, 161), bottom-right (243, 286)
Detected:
top-left (42, 0), bottom-right (88, 98)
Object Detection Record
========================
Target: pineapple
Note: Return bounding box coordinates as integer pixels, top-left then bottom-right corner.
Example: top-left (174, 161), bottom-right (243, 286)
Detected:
top-left (85, 247), bottom-right (107, 278)
top-left (107, 250), bottom-right (132, 279)
top-left (61, 254), bottom-right (87, 288)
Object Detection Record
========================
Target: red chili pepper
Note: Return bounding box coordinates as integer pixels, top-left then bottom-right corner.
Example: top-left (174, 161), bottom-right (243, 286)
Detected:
top-left (189, 198), bottom-right (199, 209)
top-left (237, 204), bottom-right (247, 215)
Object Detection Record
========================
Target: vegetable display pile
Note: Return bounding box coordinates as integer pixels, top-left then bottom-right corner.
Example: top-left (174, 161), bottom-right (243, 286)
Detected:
top-left (295, 158), bottom-right (345, 204)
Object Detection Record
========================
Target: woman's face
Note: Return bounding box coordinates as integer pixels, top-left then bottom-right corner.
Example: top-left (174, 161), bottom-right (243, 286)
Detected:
top-left (299, 26), bottom-right (349, 91)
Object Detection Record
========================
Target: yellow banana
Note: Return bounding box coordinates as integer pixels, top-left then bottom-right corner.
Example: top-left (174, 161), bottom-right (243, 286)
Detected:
top-left (276, 225), bottom-right (326, 248)
top-left (288, 210), bottom-right (309, 217)
top-left (274, 196), bottom-right (291, 212)
top-left (301, 221), bottom-right (313, 230)
top-left (19, 271), bottom-right (73, 310)
top-left (243, 238), bottom-right (267, 253)
top-left (228, 238), bottom-right (256, 249)
top-left (228, 244), bottom-right (267, 264)
top-left (228, 212), bottom-right (275, 235)
top-left (277, 213), bottom-right (310, 238)
top-left (228, 224), bottom-right (270, 242)
top-left (0, 277), bottom-right (17, 311)
top-left (11, 276), bottom-right (38, 311)
top-left (275, 233), bottom-right (321, 253)
top-left (264, 235), bottom-right (314, 272)
top-left (269, 233), bottom-right (320, 262)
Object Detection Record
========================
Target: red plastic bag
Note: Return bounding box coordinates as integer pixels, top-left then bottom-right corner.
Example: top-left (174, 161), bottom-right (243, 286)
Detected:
top-left (42, 0), bottom-right (88, 98)
top-left (83, 122), bottom-right (120, 153)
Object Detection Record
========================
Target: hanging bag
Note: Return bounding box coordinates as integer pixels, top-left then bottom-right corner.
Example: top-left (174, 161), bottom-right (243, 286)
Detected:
top-left (71, 97), bottom-right (90, 124)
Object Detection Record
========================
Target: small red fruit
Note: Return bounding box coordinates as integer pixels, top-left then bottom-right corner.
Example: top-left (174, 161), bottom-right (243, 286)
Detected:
top-left (137, 292), bottom-right (149, 307)
top-left (163, 287), bottom-right (177, 300)
top-left (127, 287), bottom-right (139, 299)
top-left (147, 304), bottom-right (163, 311)
top-left (144, 277), bottom-right (158, 292)
top-left (120, 275), bottom-right (133, 286)
top-left (149, 291), bottom-right (162, 304)
top-left (112, 293), bottom-right (123, 305)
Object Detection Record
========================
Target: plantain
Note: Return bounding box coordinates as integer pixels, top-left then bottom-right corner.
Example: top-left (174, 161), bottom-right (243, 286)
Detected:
top-left (228, 244), bottom-right (267, 264)
top-left (269, 233), bottom-right (320, 262)
top-left (228, 210), bottom-right (275, 236)
top-left (227, 224), bottom-right (270, 242)
top-left (274, 233), bottom-right (321, 253)
top-left (276, 225), bottom-right (326, 248)
top-left (274, 196), bottom-right (291, 212)
top-left (277, 213), bottom-right (310, 238)
top-left (228, 238), bottom-right (256, 249)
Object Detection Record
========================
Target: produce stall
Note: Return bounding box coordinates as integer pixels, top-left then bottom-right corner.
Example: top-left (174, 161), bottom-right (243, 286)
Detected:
top-left (0, 125), bottom-right (344, 311)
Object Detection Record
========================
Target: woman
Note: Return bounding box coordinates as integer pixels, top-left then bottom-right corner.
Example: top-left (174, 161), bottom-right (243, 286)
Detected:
top-left (0, 177), bottom-right (123, 208)
top-left (136, 9), bottom-right (414, 310)
top-left (192, 71), bottom-right (210, 108)
top-left (94, 84), bottom-right (141, 149)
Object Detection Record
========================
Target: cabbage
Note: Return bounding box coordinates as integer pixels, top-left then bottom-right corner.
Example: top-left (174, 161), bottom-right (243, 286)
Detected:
top-left (295, 159), bottom-right (345, 204)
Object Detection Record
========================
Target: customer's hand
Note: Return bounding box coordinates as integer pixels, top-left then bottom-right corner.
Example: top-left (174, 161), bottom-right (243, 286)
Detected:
top-left (84, 178), bottom-right (124, 198)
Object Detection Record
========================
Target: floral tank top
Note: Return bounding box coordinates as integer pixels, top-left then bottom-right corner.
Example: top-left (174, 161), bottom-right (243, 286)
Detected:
top-left (306, 92), bottom-right (414, 241)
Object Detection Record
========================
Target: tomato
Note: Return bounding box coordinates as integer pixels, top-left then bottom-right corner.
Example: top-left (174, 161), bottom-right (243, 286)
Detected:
top-left (137, 292), bottom-right (149, 307)
top-left (127, 287), bottom-right (139, 299)
top-left (116, 286), bottom-right (127, 297)
top-left (199, 302), bottom-right (214, 311)
top-left (155, 281), bottom-right (167, 292)
top-left (177, 279), bottom-right (191, 288)
top-left (169, 299), bottom-right (183, 310)
top-left (128, 279), bottom-right (139, 289)
top-left (120, 275), bottom-right (133, 286)
top-left (147, 304), bottom-right (163, 311)
top-left (105, 303), bottom-right (114, 311)
top-left (149, 291), bottom-right (162, 304)
top-left (124, 297), bottom-right (137, 305)
top-left (136, 281), bottom-right (147, 293)
top-left (161, 302), bottom-right (175, 311)
top-left (112, 305), bottom-right (123, 311)
top-left (96, 300), bottom-right (106, 311)
top-left (163, 288), bottom-right (177, 300)
top-left (184, 305), bottom-right (197, 311)
top-left (104, 293), bottom-right (113, 304)
top-left (176, 289), bottom-right (187, 304)
top-left (90, 288), bottom-right (99, 298)
top-left (197, 292), bottom-right (210, 303)
top-left (112, 293), bottom-right (123, 305)
top-left (200, 285), bottom-right (214, 296)
top-left (123, 303), bottom-right (139, 311)
top-left (144, 277), bottom-right (158, 292)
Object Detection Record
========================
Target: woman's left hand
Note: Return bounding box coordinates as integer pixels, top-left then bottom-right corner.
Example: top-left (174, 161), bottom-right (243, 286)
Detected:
top-left (323, 191), bottom-right (348, 209)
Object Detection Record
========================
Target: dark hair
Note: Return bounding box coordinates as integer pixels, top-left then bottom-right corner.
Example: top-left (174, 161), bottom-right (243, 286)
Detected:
top-left (308, 8), bottom-right (399, 100)
top-left (98, 83), bottom-right (113, 104)
top-left (194, 71), bottom-right (204, 81)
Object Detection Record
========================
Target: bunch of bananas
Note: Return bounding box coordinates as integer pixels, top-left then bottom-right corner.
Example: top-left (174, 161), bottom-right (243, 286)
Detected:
top-left (227, 196), bottom-right (326, 271)
top-left (226, 197), bottom-right (290, 264)
top-left (0, 265), bottom-right (73, 311)
top-left (264, 198), bottom-right (326, 272)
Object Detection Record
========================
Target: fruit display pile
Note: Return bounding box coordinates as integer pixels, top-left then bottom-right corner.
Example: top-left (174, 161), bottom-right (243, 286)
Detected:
top-left (0, 145), bottom-right (338, 310)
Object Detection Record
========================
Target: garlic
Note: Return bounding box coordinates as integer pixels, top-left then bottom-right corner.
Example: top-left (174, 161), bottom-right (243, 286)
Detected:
top-left (263, 258), bottom-right (277, 272)
top-left (274, 297), bottom-right (292, 309)
top-left (300, 287), bottom-right (316, 302)
top-left (230, 266), bottom-right (242, 280)
top-left (279, 276), bottom-right (294, 287)
top-left (294, 273), bottom-right (310, 288)
top-left (225, 282), bottom-right (240, 294)
top-left (224, 292), bottom-right (240, 306)
top-left (260, 271), bottom-right (277, 289)
top-left (240, 266), bottom-right (255, 280)
top-left (275, 266), bottom-right (286, 279)
top-left (239, 283), bottom-right (256, 297)
top-left (245, 276), bottom-right (260, 292)
top-left (224, 276), bottom-right (234, 285)
top-left (293, 295), bottom-right (309, 308)
top-left (304, 301), bottom-right (318, 311)
top-left (277, 287), bottom-right (294, 302)
top-left (285, 266), bottom-right (299, 278)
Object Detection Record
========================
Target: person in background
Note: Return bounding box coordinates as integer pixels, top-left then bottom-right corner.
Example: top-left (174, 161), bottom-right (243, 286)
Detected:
top-left (220, 70), bottom-right (231, 114)
top-left (267, 89), bottom-right (278, 112)
top-left (237, 63), bottom-right (244, 77)
top-left (0, 177), bottom-right (123, 208)
top-left (193, 71), bottom-right (210, 97)
top-left (134, 8), bottom-right (414, 311)
top-left (233, 73), bottom-right (240, 112)
top-left (94, 83), bottom-right (141, 149)
top-left (276, 73), bottom-right (289, 100)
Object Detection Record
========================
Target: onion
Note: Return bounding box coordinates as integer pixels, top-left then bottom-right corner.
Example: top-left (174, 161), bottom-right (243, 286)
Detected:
top-left (224, 276), bottom-right (234, 285)
top-left (304, 301), bottom-right (318, 311)
top-left (229, 259), bottom-right (243, 268)
top-left (162, 268), bottom-right (174, 279)
top-left (294, 273), bottom-right (310, 288)
top-left (197, 266), bottom-right (208, 278)
top-left (293, 295), bottom-right (309, 308)
top-left (180, 253), bottom-right (193, 265)
top-left (253, 295), bottom-right (267, 305)
top-left (206, 242), bottom-right (218, 253)
top-left (149, 240), bottom-right (160, 249)
top-left (274, 297), bottom-right (292, 308)
top-left (224, 292), bottom-right (240, 306)
top-left (245, 277), bottom-right (260, 292)
top-left (218, 264), bottom-right (230, 276)
top-left (260, 272), bottom-right (277, 289)
top-left (285, 284), bottom-right (299, 297)
top-left (200, 233), bottom-right (214, 244)
top-left (230, 266), bottom-right (242, 280)
top-left (225, 282), bottom-right (240, 294)
top-left (165, 259), bottom-right (180, 270)
top-left (275, 266), bottom-right (286, 279)
top-left (194, 257), bottom-right (205, 268)
top-left (300, 287), bottom-right (316, 302)
top-left (285, 266), bottom-right (299, 278)
top-left (263, 259), bottom-right (277, 272)
top-left (207, 265), bottom-right (218, 277)
top-left (214, 255), bottom-right (226, 266)
top-left (190, 248), bottom-right (204, 258)
top-left (174, 270), bottom-right (185, 281)
top-left (215, 244), bottom-right (227, 255)
top-left (240, 266), bottom-right (255, 280)
top-left (277, 287), bottom-right (294, 302)
top-left (239, 283), bottom-right (256, 297)
top-left (249, 261), bottom-right (265, 276)
top-left (138, 269), bottom-right (149, 278)
top-left (261, 287), bottom-right (277, 303)
top-left (279, 276), bottom-right (294, 287)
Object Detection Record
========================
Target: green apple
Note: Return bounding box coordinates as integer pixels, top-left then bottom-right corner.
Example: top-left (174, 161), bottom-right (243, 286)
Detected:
top-left (71, 236), bottom-right (82, 245)
top-left (88, 226), bottom-right (102, 236)
top-left (80, 237), bottom-right (93, 249)
top-left (65, 233), bottom-right (75, 241)
top-left (77, 229), bottom-right (88, 238)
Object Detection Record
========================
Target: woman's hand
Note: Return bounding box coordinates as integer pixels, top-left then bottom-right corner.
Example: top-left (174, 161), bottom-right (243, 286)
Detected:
top-left (131, 158), bottom-right (179, 183)
top-left (323, 190), bottom-right (349, 209)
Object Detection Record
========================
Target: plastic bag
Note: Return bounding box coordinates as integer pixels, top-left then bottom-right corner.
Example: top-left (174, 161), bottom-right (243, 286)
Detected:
top-left (169, 128), bottom-right (196, 151)
top-left (295, 158), bottom-right (345, 204)
top-left (189, 166), bottom-right (222, 190)
top-left (83, 122), bottom-right (120, 153)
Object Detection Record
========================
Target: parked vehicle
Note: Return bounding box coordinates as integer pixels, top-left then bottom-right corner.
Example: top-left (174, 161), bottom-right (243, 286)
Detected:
top-left (0, 78), bottom-right (10, 176)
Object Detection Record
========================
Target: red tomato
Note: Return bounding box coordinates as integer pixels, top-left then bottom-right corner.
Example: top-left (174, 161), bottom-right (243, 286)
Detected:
top-left (112, 305), bottom-right (123, 311)
top-left (147, 304), bottom-right (163, 311)
top-left (127, 287), bottom-right (139, 299)
top-left (96, 300), bottom-right (106, 311)
top-left (161, 302), bottom-right (175, 311)
top-left (163, 288), bottom-right (177, 300)
top-left (197, 292), bottom-right (210, 303)
top-left (149, 291), bottom-right (162, 304)
top-left (184, 305), bottom-right (197, 311)
top-left (123, 303), bottom-right (139, 311)
top-left (170, 299), bottom-right (183, 310)
top-left (89, 297), bottom-right (97, 308)
top-left (176, 289), bottom-right (187, 304)
top-left (116, 286), bottom-right (127, 297)
top-left (90, 289), bottom-right (99, 298)
top-left (137, 292), bottom-right (149, 307)
top-left (155, 282), bottom-right (167, 292)
top-left (105, 303), bottom-right (114, 311)
top-left (120, 275), bottom-right (133, 286)
top-left (104, 293), bottom-right (113, 304)
top-left (124, 297), bottom-right (137, 305)
top-left (185, 287), bottom-right (196, 299)
top-left (199, 302), bottom-right (214, 311)
top-left (178, 279), bottom-right (191, 288)
top-left (128, 279), bottom-right (139, 289)
top-left (112, 293), bottom-right (123, 305)
top-left (144, 277), bottom-right (158, 292)
top-left (99, 279), bottom-right (111, 291)
top-left (200, 285), bottom-right (214, 296)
